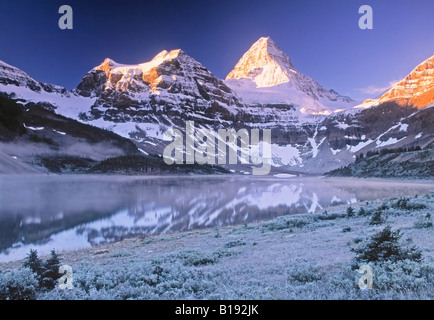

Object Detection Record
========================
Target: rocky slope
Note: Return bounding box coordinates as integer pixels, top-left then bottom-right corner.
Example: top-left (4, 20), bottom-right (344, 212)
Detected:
top-left (75, 49), bottom-right (243, 127)
top-left (378, 55), bottom-right (434, 108)
top-left (0, 60), bottom-right (68, 96)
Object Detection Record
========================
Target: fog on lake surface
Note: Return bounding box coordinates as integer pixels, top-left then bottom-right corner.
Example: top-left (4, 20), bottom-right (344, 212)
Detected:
top-left (0, 175), bottom-right (433, 262)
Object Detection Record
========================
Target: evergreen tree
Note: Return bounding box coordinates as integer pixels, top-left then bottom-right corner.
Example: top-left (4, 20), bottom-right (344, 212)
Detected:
top-left (22, 249), bottom-right (43, 283)
top-left (346, 206), bottom-right (355, 217)
top-left (369, 209), bottom-right (386, 225)
top-left (358, 207), bottom-right (367, 216)
top-left (353, 226), bottom-right (422, 264)
top-left (40, 249), bottom-right (61, 290)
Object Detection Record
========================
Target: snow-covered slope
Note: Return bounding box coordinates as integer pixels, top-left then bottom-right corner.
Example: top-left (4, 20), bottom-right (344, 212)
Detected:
top-left (0, 59), bottom-right (95, 119)
top-left (0, 60), bottom-right (66, 95)
top-left (225, 37), bottom-right (355, 115)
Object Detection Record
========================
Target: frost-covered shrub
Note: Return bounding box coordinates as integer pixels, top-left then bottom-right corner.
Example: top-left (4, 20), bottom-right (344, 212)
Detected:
top-left (109, 251), bottom-right (132, 258)
top-left (176, 250), bottom-right (217, 266)
top-left (346, 207), bottom-right (355, 217)
top-left (263, 215), bottom-right (315, 231)
top-left (224, 240), bottom-right (246, 248)
top-left (373, 260), bottom-right (434, 291)
top-left (390, 197), bottom-right (427, 210)
top-left (0, 268), bottom-right (38, 300)
top-left (38, 258), bottom-right (224, 300)
top-left (317, 213), bottom-right (343, 221)
top-left (414, 213), bottom-right (433, 229)
top-left (287, 261), bottom-right (323, 283)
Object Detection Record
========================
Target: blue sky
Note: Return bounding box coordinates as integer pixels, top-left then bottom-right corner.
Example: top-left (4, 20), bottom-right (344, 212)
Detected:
top-left (0, 0), bottom-right (433, 101)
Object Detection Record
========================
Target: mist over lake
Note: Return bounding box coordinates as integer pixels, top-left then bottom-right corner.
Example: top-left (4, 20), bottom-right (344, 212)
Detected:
top-left (0, 175), bottom-right (432, 263)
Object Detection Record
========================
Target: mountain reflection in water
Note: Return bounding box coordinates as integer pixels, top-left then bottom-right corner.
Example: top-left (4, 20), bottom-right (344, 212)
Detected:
top-left (0, 175), bottom-right (432, 262)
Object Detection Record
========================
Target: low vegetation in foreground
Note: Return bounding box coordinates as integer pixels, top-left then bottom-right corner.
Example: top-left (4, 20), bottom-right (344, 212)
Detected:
top-left (0, 194), bottom-right (433, 300)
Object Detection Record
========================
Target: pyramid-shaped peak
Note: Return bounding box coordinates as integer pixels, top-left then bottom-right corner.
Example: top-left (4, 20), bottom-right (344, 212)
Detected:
top-left (247, 37), bottom-right (289, 59)
top-left (226, 36), bottom-right (295, 87)
top-left (255, 36), bottom-right (278, 47)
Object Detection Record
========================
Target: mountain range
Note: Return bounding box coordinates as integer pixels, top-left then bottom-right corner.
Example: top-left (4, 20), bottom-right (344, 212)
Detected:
top-left (0, 37), bottom-right (433, 174)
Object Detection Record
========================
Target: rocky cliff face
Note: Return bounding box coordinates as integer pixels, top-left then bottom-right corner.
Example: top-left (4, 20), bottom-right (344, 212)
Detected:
top-left (378, 55), bottom-right (434, 108)
top-left (75, 50), bottom-right (243, 127)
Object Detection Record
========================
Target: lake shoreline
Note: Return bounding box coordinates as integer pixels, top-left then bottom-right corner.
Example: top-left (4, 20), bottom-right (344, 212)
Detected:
top-left (1, 192), bottom-right (433, 299)
top-left (1, 176), bottom-right (434, 265)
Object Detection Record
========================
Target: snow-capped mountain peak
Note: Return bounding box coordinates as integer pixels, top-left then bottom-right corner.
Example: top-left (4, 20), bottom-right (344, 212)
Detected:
top-left (226, 36), bottom-right (296, 88)
top-left (95, 49), bottom-right (186, 75)
top-left (225, 37), bottom-right (354, 113)
top-left (76, 49), bottom-right (214, 97)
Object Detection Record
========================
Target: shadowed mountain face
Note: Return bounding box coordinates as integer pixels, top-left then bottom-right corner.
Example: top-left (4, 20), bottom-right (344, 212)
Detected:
top-left (0, 94), bottom-right (143, 173)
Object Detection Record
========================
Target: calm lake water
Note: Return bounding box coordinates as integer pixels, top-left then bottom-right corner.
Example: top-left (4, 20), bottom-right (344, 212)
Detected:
top-left (0, 175), bottom-right (433, 262)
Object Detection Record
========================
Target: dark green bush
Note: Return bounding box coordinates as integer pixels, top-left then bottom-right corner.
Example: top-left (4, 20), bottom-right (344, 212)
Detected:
top-left (352, 226), bottom-right (422, 265)
top-left (358, 207), bottom-right (368, 216)
top-left (346, 207), bottom-right (355, 217)
top-left (369, 210), bottom-right (387, 225)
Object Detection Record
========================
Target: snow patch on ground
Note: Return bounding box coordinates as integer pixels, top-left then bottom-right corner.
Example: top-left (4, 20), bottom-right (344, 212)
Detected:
top-left (138, 148), bottom-right (149, 155)
top-left (269, 143), bottom-right (303, 167)
top-left (330, 148), bottom-right (341, 155)
top-left (349, 139), bottom-right (374, 153)
top-left (53, 129), bottom-right (66, 135)
top-left (399, 123), bottom-right (408, 132)
top-left (335, 122), bottom-right (349, 130)
top-left (376, 137), bottom-right (405, 148)
top-left (23, 123), bottom-right (44, 131)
